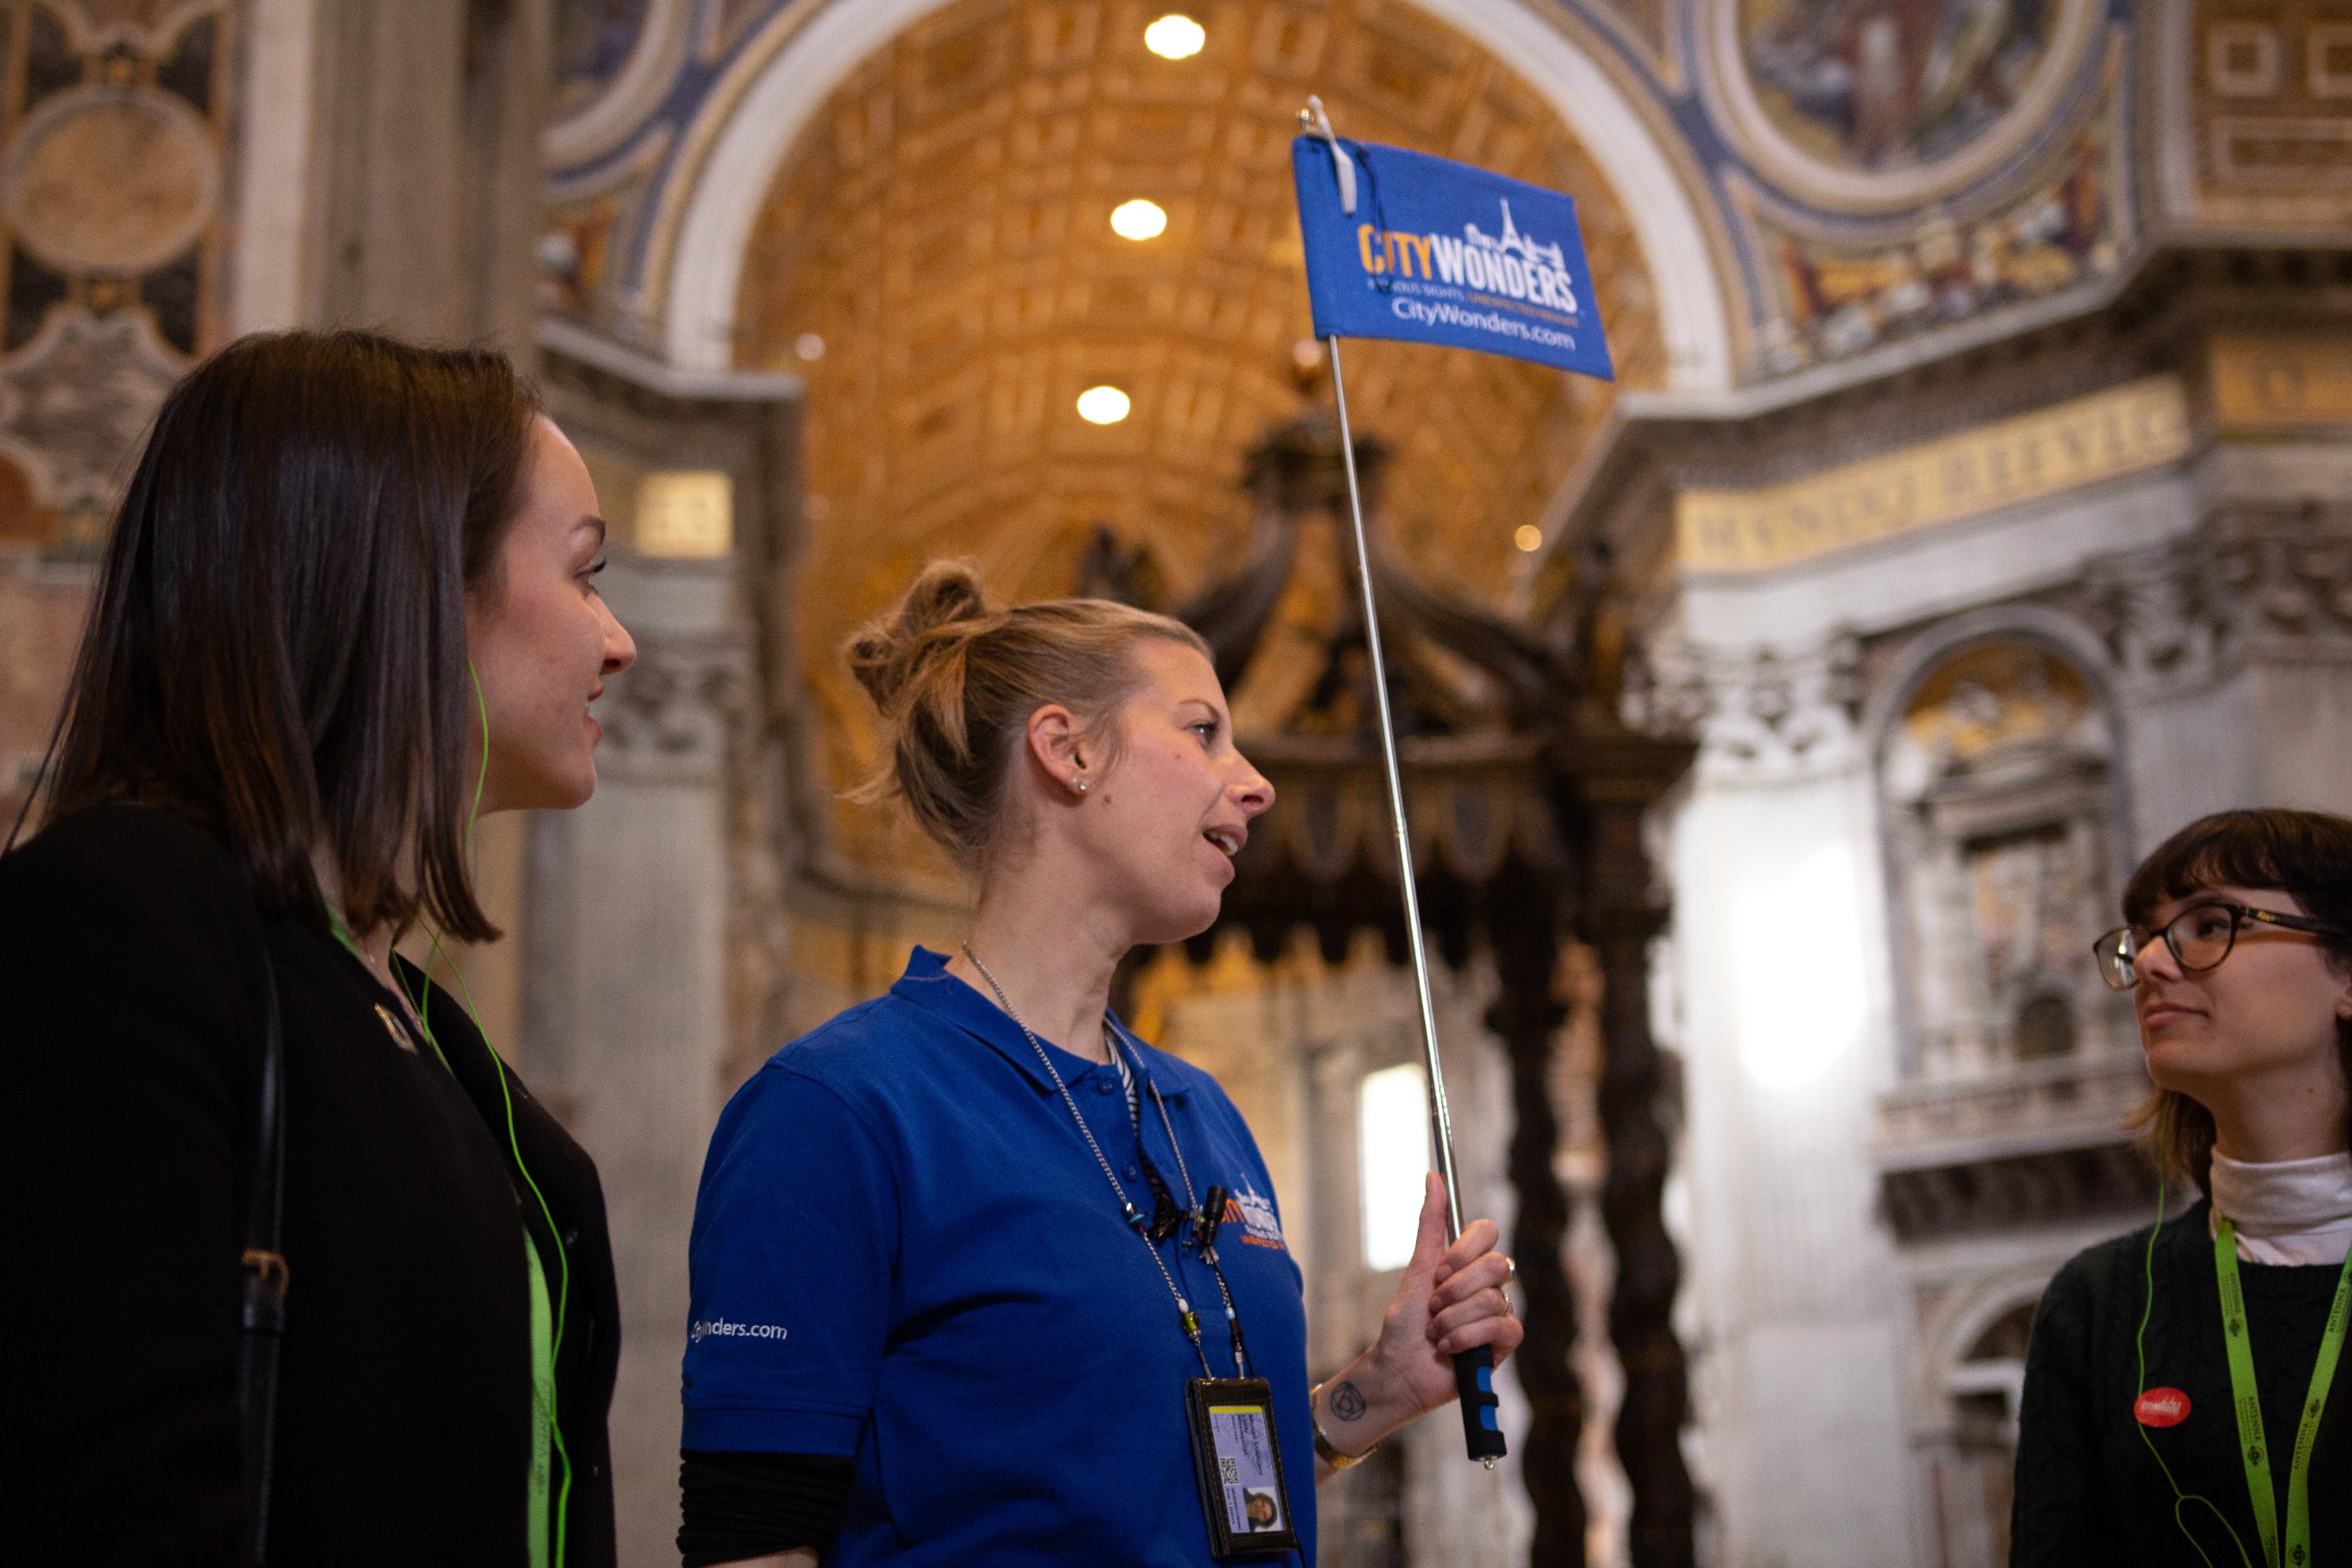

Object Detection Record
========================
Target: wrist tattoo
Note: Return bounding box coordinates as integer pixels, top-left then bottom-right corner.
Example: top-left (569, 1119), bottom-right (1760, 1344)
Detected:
top-left (1328, 1380), bottom-right (1368, 1422)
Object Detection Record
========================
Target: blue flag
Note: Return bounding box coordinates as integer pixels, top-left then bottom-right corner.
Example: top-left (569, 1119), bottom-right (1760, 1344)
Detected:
top-left (1291, 136), bottom-right (1613, 382)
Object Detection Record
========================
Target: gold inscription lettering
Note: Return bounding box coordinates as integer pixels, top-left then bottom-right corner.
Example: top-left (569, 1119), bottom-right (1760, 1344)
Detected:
top-left (2212, 334), bottom-right (2352, 431)
top-left (1675, 376), bottom-right (2193, 574)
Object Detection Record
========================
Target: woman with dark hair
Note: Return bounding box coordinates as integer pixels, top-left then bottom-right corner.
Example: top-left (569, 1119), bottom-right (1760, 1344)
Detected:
top-left (676, 562), bottom-right (1521, 1568)
top-left (2013, 810), bottom-right (2352, 1566)
top-left (0, 332), bottom-right (637, 1565)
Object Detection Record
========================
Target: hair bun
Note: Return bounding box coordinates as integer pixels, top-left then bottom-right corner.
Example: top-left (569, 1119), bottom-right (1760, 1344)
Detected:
top-left (843, 557), bottom-right (1213, 866)
top-left (846, 558), bottom-right (994, 713)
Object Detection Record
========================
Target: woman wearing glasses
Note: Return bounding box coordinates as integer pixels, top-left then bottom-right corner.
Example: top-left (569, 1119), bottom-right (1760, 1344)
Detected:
top-left (2012, 810), bottom-right (2352, 1567)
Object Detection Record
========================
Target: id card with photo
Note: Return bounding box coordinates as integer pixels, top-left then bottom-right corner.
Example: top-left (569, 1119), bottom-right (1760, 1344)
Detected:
top-left (1182, 1377), bottom-right (1300, 1559)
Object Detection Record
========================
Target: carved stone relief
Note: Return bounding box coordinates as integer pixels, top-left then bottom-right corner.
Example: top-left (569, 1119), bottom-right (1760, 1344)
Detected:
top-left (1623, 625), bottom-right (1865, 782)
top-left (55, 0), bottom-right (192, 47)
top-left (0, 304), bottom-right (182, 522)
top-left (594, 631), bottom-right (750, 785)
top-left (0, 1), bottom-right (234, 553)
top-left (1881, 640), bottom-right (2132, 1080)
top-left (2084, 500), bottom-right (2352, 699)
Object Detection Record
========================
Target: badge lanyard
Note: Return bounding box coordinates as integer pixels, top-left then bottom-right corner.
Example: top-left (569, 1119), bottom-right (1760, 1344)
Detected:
top-left (964, 948), bottom-right (1300, 1559)
top-left (2214, 1216), bottom-right (2352, 1568)
top-left (962, 947), bottom-right (1247, 1375)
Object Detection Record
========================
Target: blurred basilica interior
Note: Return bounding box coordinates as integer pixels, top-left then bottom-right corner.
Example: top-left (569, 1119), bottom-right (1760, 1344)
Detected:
top-left (3, 1), bottom-right (2350, 1564)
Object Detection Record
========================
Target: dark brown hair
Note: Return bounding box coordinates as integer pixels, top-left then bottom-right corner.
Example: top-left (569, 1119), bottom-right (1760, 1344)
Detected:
top-left (43, 330), bottom-right (541, 941)
top-left (845, 559), bottom-right (1212, 868)
top-left (2124, 808), bottom-right (2352, 1192)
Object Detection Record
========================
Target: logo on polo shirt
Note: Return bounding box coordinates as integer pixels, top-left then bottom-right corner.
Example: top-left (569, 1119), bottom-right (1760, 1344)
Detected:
top-left (690, 1317), bottom-right (789, 1345)
top-left (1224, 1183), bottom-right (1286, 1250)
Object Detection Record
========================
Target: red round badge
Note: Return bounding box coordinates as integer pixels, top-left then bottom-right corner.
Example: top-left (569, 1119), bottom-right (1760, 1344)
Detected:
top-left (2134, 1388), bottom-right (2191, 1428)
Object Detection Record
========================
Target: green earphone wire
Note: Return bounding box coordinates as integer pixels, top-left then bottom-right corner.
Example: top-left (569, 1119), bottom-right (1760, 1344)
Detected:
top-left (405, 664), bottom-right (575, 1568)
top-left (2134, 1138), bottom-right (2251, 1568)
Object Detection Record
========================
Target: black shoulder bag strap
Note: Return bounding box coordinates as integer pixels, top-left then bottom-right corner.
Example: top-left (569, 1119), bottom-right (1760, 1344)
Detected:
top-left (237, 945), bottom-right (289, 1562)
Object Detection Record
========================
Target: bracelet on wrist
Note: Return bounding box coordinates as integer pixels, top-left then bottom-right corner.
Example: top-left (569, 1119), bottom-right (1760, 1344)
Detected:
top-left (1309, 1383), bottom-right (1377, 1470)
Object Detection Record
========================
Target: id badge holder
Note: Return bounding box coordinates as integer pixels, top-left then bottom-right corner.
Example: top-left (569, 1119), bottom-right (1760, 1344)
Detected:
top-left (1183, 1377), bottom-right (1301, 1559)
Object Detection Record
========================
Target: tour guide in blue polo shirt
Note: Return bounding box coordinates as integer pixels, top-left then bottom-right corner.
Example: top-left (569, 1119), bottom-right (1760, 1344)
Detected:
top-left (678, 563), bottom-right (1523, 1566)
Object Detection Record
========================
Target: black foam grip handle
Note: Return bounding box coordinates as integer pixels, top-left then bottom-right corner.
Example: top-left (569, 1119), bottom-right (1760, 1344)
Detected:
top-left (1454, 1345), bottom-right (1506, 1460)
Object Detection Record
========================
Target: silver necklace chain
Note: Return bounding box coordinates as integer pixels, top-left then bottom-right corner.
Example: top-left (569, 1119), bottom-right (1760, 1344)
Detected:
top-left (961, 943), bottom-right (1218, 1375)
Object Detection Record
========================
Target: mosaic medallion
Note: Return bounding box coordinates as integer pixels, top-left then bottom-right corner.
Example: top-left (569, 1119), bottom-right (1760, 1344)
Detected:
top-left (4, 85), bottom-right (216, 277)
top-left (1708, 0), bottom-right (2103, 212)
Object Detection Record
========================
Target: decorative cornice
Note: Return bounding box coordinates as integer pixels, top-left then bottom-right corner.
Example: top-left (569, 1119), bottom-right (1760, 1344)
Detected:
top-left (594, 631), bottom-right (751, 784)
top-left (1545, 245), bottom-right (2352, 569)
top-left (2083, 499), bottom-right (2352, 698)
top-left (1877, 1052), bottom-right (2151, 1171)
top-left (1879, 1141), bottom-right (2153, 1244)
top-left (1623, 626), bottom-right (1864, 784)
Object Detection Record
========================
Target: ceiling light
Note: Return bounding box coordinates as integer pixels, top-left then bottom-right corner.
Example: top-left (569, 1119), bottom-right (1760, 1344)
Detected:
top-left (1514, 524), bottom-right (1543, 552)
top-left (1145, 14), bottom-right (1205, 59)
top-left (1076, 386), bottom-right (1132, 424)
top-left (1110, 198), bottom-right (1167, 241)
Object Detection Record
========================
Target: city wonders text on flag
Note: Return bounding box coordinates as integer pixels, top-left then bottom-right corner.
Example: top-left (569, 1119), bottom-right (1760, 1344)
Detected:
top-left (1290, 135), bottom-right (1613, 383)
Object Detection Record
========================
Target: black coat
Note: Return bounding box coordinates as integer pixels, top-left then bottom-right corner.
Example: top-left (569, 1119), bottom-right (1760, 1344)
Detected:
top-left (2012, 1200), bottom-right (2350, 1566)
top-left (0, 802), bottom-right (620, 1566)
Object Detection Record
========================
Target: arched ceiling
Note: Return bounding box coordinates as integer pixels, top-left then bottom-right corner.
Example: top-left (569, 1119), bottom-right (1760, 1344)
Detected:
top-left (729, 0), bottom-right (1663, 867)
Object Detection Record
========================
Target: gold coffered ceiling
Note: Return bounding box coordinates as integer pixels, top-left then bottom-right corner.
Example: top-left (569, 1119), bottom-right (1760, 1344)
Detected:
top-left (732, 0), bottom-right (1662, 860)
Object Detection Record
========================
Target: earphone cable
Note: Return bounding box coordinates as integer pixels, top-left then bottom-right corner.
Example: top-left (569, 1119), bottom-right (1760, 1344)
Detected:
top-left (408, 663), bottom-right (574, 1568)
top-left (2135, 1139), bottom-right (2249, 1568)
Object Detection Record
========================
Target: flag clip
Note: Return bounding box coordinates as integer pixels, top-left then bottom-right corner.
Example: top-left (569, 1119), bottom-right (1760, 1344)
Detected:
top-left (1298, 96), bottom-right (1356, 215)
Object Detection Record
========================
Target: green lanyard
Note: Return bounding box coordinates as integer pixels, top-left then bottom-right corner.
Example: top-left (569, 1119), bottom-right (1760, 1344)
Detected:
top-left (2213, 1217), bottom-right (2352, 1568)
top-left (524, 1236), bottom-right (554, 1568)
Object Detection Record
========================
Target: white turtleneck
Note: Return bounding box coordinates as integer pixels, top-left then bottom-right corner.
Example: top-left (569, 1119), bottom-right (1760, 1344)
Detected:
top-left (2208, 1149), bottom-right (2352, 1266)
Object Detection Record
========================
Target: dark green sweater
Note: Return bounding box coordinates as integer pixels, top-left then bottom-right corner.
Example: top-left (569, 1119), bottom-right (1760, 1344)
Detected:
top-left (2013, 1200), bottom-right (2350, 1567)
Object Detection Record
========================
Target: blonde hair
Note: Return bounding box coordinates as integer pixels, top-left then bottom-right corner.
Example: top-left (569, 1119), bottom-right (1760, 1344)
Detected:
top-left (844, 559), bottom-right (1213, 867)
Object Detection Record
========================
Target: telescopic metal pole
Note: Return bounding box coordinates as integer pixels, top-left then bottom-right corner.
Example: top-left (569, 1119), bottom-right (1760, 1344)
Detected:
top-left (1323, 336), bottom-right (1461, 1240)
top-left (1323, 332), bottom-right (1507, 1465)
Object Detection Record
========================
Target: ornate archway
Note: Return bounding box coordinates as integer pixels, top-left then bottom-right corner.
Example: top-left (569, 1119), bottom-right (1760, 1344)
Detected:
top-left (636, 5), bottom-right (1707, 1562)
top-left (720, 0), bottom-right (1675, 883)
top-left (654, 0), bottom-right (1732, 389)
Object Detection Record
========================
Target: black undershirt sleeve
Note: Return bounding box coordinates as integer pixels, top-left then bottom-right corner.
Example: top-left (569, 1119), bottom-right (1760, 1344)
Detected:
top-left (677, 1450), bottom-right (855, 1567)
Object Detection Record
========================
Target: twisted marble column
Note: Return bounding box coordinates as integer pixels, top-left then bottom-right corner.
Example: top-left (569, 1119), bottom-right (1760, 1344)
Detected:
top-left (1485, 862), bottom-right (1584, 1567)
top-left (1582, 789), bottom-right (1694, 1568)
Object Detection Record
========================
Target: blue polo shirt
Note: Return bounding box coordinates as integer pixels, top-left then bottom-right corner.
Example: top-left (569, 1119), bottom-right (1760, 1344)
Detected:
top-left (683, 947), bottom-right (1315, 1566)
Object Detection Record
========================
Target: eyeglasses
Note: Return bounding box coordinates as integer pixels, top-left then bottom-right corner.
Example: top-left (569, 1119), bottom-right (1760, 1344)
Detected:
top-left (2092, 901), bottom-right (2345, 991)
